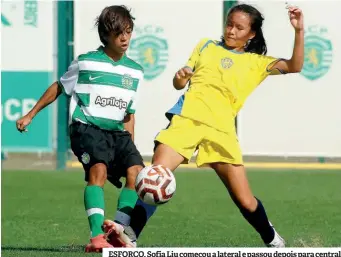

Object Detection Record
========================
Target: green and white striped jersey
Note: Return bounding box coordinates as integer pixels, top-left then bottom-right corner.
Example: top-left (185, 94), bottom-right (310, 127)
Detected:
top-left (58, 46), bottom-right (144, 131)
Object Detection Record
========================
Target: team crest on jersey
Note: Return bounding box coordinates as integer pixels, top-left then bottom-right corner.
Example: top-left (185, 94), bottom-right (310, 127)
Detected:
top-left (221, 57), bottom-right (233, 69)
top-left (128, 25), bottom-right (168, 80)
top-left (122, 74), bottom-right (133, 89)
top-left (81, 152), bottom-right (90, 165)
top-left (301, 25), bottom-right (332, 81)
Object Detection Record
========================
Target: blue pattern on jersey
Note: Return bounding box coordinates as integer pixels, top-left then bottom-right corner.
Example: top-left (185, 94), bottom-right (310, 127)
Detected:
top-left (165, 94), bottom-right (184, 121)
top-left (164, 40), bottom-right (212, 122)
top-left (199, 40), bottom-right (214, 53)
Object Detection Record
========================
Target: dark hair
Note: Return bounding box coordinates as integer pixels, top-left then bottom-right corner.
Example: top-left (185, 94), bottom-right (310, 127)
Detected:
top-left (224, 4), bottom-right (267, 55)
top-left (96, 5), bottom-right (135, 46)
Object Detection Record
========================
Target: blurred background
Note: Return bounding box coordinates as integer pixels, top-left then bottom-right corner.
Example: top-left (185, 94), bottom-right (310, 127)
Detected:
top-left (1, 0), bottom-right (341, 170)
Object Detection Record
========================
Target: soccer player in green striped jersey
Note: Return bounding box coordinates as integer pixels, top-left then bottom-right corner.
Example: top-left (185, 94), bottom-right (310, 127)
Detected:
top-left (16, 5), bottom-right (143, 252)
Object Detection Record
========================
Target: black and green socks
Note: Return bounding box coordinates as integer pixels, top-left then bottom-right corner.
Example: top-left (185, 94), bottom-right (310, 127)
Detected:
top-left (114, 188), bottom-right (138, 226)
top-left (84, 185), bottom-right (105, 238)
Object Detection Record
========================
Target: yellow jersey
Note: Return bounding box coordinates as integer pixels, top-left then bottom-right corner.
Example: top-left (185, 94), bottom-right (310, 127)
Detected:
top-left (179, 38), bottom-right (279, 133)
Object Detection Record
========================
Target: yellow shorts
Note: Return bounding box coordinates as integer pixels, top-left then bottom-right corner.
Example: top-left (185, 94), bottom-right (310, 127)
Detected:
top-left (155, 115), bottom-right (243, 167)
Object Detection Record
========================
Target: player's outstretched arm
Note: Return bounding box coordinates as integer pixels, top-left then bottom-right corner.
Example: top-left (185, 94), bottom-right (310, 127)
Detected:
top-left (16, 82), bottom-right (62, 132)
top-left (270, 6), bottom-right (304, 74)
top-left (173, 66), bottom-right (194, 90)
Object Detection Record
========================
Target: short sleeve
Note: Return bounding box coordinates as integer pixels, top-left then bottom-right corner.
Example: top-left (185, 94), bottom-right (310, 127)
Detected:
top-left (127, 73), bottom-right (144, 114)
top-left (185, 38), bottom-right (212, 70)
top-left (57, 60), bottom-right (79, 96)
top-left (256, 55), bottom-right (284, 79)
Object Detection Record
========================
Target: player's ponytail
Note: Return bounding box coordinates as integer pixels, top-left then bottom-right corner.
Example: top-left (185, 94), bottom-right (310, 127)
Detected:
top-left (245, 27), bottom-right (267, 55)
top-left (227, 4), bottom-right (268, 55)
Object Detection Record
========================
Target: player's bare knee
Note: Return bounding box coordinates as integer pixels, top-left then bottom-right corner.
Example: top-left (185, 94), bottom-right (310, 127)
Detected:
top-left (152, 144), bottom-right (166, 164)
top-left (126, 165), bottom-right (143, 188)
top-left (152, 144), bottom-right (184, 171)
top-left (88, 163), bottom-right (107, 186)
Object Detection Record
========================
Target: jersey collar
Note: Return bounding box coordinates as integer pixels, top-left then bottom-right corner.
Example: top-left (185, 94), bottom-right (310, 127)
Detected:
top-left (97, 46), bottom-right (127, 65)
top-left (217, 41), bottom-right (245, 55)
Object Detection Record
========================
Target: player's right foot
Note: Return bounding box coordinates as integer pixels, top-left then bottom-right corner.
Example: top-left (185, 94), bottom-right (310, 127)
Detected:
top-left (85, 234), bottom-right (114, 253)
top-left (102, 219), bottom-right (137, 248)
top-left (266, 223), bottom-right (285, 248)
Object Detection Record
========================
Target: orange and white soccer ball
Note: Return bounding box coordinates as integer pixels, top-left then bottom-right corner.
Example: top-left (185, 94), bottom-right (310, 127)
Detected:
top-left (135, 165), bottom-right (176, 206)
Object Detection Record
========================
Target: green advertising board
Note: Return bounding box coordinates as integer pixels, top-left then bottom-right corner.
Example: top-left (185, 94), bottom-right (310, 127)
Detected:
top-left (1, 71), bottom-right (54, 152)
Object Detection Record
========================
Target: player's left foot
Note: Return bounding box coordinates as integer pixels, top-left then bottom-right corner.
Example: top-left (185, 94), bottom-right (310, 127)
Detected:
top-left (102, 219), bottom-right (136, 248)
top-left (266, 223), bottom-right (285, 247)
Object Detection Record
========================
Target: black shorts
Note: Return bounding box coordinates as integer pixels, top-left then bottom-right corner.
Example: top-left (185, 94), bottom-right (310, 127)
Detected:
top-left (70, 122), bottom-right (144, 182)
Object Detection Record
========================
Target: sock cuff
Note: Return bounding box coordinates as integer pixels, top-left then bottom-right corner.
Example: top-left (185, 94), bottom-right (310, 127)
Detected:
top-left (85, 185), bottom-right (104, 194)
top-left (255, 197), bottom-right (264, 211)
top-left (239, 197), bottom-right (261, 216)
top-left (115, 210), bottom-right (131, 226)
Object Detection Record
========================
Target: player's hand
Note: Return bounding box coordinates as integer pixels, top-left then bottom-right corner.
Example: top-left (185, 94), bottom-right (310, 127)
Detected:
top-left (287, 5), bottom-right (304, 31)
top-left (16, 115), bottom-right (32, 133)
top-left (175, 67), bottom-right (194, 80)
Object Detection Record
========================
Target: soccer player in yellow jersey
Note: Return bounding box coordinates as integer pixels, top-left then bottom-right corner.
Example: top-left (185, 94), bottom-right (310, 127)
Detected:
top-left (107, 3), bottom-right (304, 247)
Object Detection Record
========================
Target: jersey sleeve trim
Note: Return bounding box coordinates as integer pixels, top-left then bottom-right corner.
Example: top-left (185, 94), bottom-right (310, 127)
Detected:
top-left (58, 60), bottom-right (79, 96)
top-left (199, 40), bottom-right (214, 53)
top-left (266, 58), bottom-right (287, 75)
top-left (57, 80), bottom-right (66, 94)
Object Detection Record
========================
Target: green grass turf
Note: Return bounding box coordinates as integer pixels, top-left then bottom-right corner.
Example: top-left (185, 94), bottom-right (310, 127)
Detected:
top-left (2, 169), bottom-right (341, 256)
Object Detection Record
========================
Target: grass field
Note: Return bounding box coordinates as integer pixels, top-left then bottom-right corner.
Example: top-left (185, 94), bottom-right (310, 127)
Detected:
top-left (2, 169), bottom-right (341, 257)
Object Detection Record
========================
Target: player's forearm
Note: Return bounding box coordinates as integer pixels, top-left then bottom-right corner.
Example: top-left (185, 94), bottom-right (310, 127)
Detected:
top-left (27, 82), bottom-right (62, 119)
top-left (173, 76), bottom-right (188, 90)
top-left (124, 114), bottom-right (135, 141)
top-left (288, 29), bottom-right (304, 73)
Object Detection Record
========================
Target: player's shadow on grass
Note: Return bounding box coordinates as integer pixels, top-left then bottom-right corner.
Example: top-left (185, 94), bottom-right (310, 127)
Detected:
top-left (2, 245), bottom-right (84, 253)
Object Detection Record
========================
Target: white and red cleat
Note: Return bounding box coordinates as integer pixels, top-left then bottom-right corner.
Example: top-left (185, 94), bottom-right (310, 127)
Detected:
top-left (85, 234), bottom-right (114, 253)
top-left (102, 219), bottom-right (136, 248)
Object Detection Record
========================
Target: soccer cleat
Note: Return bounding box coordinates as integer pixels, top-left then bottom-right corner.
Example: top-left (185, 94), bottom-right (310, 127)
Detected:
top-left (85, 234), bottom-right (114, 253)
top-left (102, 219), bottom-right (136, 248)
top-left (121, 225), bottom-right (137, 247)
top-left (266, 223), bottom-right (285, 248)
